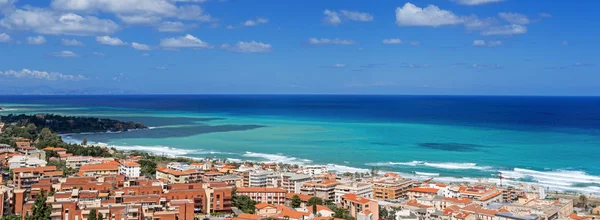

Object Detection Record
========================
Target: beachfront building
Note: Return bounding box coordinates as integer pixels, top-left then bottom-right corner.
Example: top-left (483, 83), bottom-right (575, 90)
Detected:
top-left (119, 161), bottom-right (141, 178)
top-left (268, 172), bottom-right (312, 194)
top-left (8, 155), bottom-right (47, 169)
top-left (407, 187), bottom-right (441, 200)
top-left (301, 165), bottom-right (328, 176)
top-left (236, 187), bottom-right (287, 205)
top-left (248, 170), bottom-right (273, 187)
top-left (156, 167), bottom-right (190, 184)
top-left (340, 193), bottom-right (379, 220)
top-left (300, 180), bottom-right (339, 201)
top-left (373, 176), bottom-right (414, 200)
top-left (460, 186), bottom-right (503, 206)
top-left (335, 182), bottom-right (374, 204)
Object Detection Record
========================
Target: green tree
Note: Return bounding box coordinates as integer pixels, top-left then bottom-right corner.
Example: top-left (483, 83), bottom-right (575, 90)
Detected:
top-left (291, 195), bottom-right (302, 208)
top-left (82, 138), bottom-right (88, 145)
top-left (88, 209), bottom-right (97, 220)
top-left (139, 159), bottom-right (157, 177)
top-left (1, 215), bottom-right (21, 220)
top-left (379, 206), bottom-right (388, 219)
top-left (312, 203), bottom-right (317, 215)
top-left (98, 212), bottom-right (104, 220)
top-left (233, 195), bottom-right (256, 214)
top-left (307, 197), bottom-right (323, 206)
top-left (27, 192), bottom-right (51, 220)
top-left (579, 195), bottom-right (589, 209)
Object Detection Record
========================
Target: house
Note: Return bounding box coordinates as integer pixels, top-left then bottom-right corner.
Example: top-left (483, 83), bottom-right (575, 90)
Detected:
top-left (255, 202), bottom-right (278, 218)
top-left (373, 176), bottom-right (413, 200)
top-left (300, 180), bottom-right (340, 201)
top-left (407, 187), bottom-right (440, 200)
top-left (340, 194), bottom-right (379, 220)
top-left (156, 167), bottom-right (190, 184)
top-left (8, 155), bottom-right (47, 169)
top-left (78, 161), bottom-right (119, 177)
top-left (297, 205), bottom-right (335, 217)
top-left (236, 187), bottom-right (287, 205)
top-left (334, 182), bottom-right (373, 204)
top-left (119, 161), bottom-right (141, 178)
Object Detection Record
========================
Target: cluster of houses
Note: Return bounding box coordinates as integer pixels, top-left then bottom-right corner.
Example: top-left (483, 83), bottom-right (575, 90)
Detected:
top-left (0, 137), bottom-right (597, 220)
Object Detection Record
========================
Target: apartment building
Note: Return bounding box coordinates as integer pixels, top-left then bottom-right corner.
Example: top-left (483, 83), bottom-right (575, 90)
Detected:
top-left (340, 194), bottom-right (379, 220)
top-left (248, 170), bottom-right (273, 187)
top-left (300, 180), bottom-right (339, 201)
top-left (8, 155), bottom-right (47, 169)
top-left (12, 166), bottom-right (61, 190)
top-left (78, 161), bottom-right (120, 177)
top-left (236, 187), bottom-right (287, 205)
top-left (268, 172), bottom-right (311, 193)
top-left (334, 182), bottom-right (373, 204)
top-left (373, 177), bottom-right (414, 200)
top-left (119, 161), bottom-right (141, 178)
top-left (156, 167), bottom-right (190, 184)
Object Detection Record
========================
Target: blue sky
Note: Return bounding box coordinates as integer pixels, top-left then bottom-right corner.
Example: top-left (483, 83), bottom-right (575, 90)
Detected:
top-left (0, 0), bottom-right (598, 95)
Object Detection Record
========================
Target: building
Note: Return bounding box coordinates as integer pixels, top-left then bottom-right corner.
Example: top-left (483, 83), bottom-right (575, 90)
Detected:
top-left (340, 194), bottom-right (379, 220)
top-left (300, 180), bottom-right (339, 201)
top-left (407, 187), bottom-right (440, 200)
top-left (460, 186), bottom-right (503, 206)
top-left (301, 166), bottom-right (328, 176)
top-left (373, 177), bottom-right (414, 200)
top-left (268, 172), bottom-right (312, 193)
top-left (156, 167), bottom-right (190, 184)
top-left (0, 186), bottom-right (13, 216)
top-left (12, 166), bottom-right (61, 190)
top-left (120, 161), bottom-right (141, 178)
top-left (78, 161), bottom-right (119, 177)
top-left (248, 170), bottom-right (273, 187)
top-left (236, 187), bottom-right (287, 205)
top-left (335, 182), bottom-right (373, 204)
top-left (65, 156), bottom-right (95, 169)
top-left (8, 155), bottom-right (47, 169)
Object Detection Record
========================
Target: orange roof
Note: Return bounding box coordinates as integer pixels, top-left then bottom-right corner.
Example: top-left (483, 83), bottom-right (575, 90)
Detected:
top-left (444, 197), bottom-right (472, 204)
top-left (122, 161), bottom-right (140, 167)
top-left (455, 212), bottom-right (470, 219)
top-left (53, 148), bottom-right (67, 151)
top-left (80, 163), bottom-right (119, 172)
top-left (361, 210), bottom-right (372, 215)
top-left (461, 204), bottom-right (498, 216)
top-left (435, 183), bottom-right (447, 187)
top-left (237, 187), bottom-right (286, 193)
top-left (406, 199), bottom-right (433, 209)
top-left (459, 186), bottom-right (467, 192)
top-left (278, 207), bottom-right (310, 219)
top-left (43, 171), bottom-right (63, 176)
top-left (480, 191), bottom-right (502, 201)
top-left (316, 205), bottom-right (332, 213)
top-left (205, 171), bottom-right (222, 175)
top-left (569, 214), bottom-right (593, 220)
top-left (156, 167), bottom-right (188, 176)
top-left (13, 166), bottom-right (57, 173)
top-left (255, 202), bottom-right (275, 210)
top-left (223, 165), bottom-right (237, 169)
top-left (409, 187), bottom-right (439, 194)
top-left (383, 172), bottom-right (399, 178)
top-left (43, 147), bottom-right (55, 151)
top-left (236, 213), bottom-right (259, 220)
top-left (341, 193), bottom-right (372, 205)
top-left (286, 193), bottom-right (312, 202)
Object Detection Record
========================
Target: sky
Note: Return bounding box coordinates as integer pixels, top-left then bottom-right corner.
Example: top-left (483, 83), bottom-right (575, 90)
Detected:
top-left (0, 0), bottom-right (598, 95)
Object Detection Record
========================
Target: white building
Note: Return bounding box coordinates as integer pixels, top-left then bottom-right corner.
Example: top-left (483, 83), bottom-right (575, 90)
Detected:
top-left (119, 161), bottom-right (141, 178)
top-left (8, 156), bottom-right (47, 169)
top-left (249, 170), bottom-right (273, 187)
top-left (301, 165), bottom-right (328, 176)
top-left (334, 182), bottom-right (374, 203)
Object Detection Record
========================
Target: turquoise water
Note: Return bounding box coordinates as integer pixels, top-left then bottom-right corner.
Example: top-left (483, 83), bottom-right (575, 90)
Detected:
top-left (1, 96), bottom-right (599, 194)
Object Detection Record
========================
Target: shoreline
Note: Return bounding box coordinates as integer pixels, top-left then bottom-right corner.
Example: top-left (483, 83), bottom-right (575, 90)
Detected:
top-left (64, 135), bottom-right (600, 196)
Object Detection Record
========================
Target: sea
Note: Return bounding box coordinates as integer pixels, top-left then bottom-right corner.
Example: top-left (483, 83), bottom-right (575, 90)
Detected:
top-left (0, 95), bottom-right (599, 194)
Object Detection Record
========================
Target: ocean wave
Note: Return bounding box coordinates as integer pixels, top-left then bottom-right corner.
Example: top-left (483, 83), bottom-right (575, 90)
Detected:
top-left (415, 172), bottom-right (440, 176)
top-left (227, 158), bottom-right (243, 163)
top-left (365, 161), bottom-right (490, 170)
top-left (243, 151), bottom-right (313, 165)
top-left (325, 164), bottom-right (370, 174)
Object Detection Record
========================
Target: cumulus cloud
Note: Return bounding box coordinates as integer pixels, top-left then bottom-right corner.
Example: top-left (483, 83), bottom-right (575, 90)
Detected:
top-left (454, 0), bottom-right (504, 5)
top-left (27, 36), bottom-right (46, 45)
top-left (132, 42), bottom-right (151, 50)
top-left (50, 50), bottom-right (79, 57)
top-left (499, 12), bottom-right (530, 24)
top-left (323, 9), bottom-right (373, 25)
top-left (0, 32), bottom-right (10, 42)
top-left (96, 36), bottom-right (128, 46)
top-left (0, 68), bottom-right (87, 80)
top-left (0, 7), bottom-right (119, 36)
top-left (309, 38), bottom-right (355, 45)
top-left (51, 0), bottom-right (213, 23)
top-left (160, 34), bottom-right (211, 48)
top-left (481, 24), bottom-right (527, 36)
top-left (473, 40), bottom-right (501, 47)
top-left (382, 38), bottom-right (402, 44)
top-left (62, 38), bottom-right (84, 46)
top-left (243, 17), bottom-right (268, 27)
top-left (395, 3), bottom-right (463, 27)
top-left (156, 21), bottom-right (195, 32)
top-left (220, 41), bottom-right (272, 53)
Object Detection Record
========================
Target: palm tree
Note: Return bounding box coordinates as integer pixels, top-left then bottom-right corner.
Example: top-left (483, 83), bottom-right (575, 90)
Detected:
top-left (579, 195), bottom-right (588, 210)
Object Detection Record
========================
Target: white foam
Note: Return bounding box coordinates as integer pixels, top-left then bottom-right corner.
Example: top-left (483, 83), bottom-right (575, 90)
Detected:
top-left (243, 151), bottom-right (312, 165)
top-left (415, 172), bottom-right (440, 176)
top-left (227, 158), bottom-right (243, 163)
top-left (325, 164), bottom-right (370, 174)
top-left (365, 161), bottom-right (490, 170)
top-left (103, 143), bottom-right (192, 157)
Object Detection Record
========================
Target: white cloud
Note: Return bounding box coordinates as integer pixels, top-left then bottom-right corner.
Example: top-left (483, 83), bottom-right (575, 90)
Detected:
top-left (322, 64), bottom-right (346, 68)
top-left (156, 21), bottom-right (195, 32)
top-left (396, 3), bottom-right (463, 27)
top-left (410, 41), bottom-right (420, 46)
top-left (382, 38), bottom-right (402, 44)
top-left (220, 41), bottom-right (272, 53)
top-left (0, 68), bottom-right (87, 80)
top-left (499, 12), bottom-right (530, 24)
top-left (96, 36), bottom-right (127, 46)
top-left (51, 0), bottom-right (213, 23)
top-left (243, 17), bottom-right (268, 27)
top-left (0, 8), bottom-right (119, 36)
top-left (141, 53), bottom-right (151, 56)
top-left (62, 38), bottom-right (84, 46)
top-left (27, 36), bottom-right (46, 45)
top-left (0, 32), bottom-right (10, 42)
top-left (471, 64), bottom-right (501, 69)
top-left (473, 40), bottom-right (501, 47)
top-left (160, 34), bottom-right (211, 48)
top-left (91, 52), bottom-right (105, 56)
top-left (455, 0), bottom-right (504, 5)
top-left (323, 10), bottom-right (341, 25)
top-left (132, 42), bottom-right (151, 50)
top-left (473, 40), bottom-right (486, 46)
top-left (323, 9), bottom-right (373, 25)
top-left (309, 38), bottom-right (355, 45)
top-left (481, 24), bottom-right (527, 35)
top-left (50, 50), bottom-right (79, 57)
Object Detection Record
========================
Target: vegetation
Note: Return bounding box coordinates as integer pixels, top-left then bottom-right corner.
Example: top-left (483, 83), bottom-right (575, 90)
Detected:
top-left (88, 209), bottom-right (97, 220)
top-left (139, 159), bottom-right (157, 177)
top-left (0, 114), bottom-right (147, 134)
top-left (291, 195), bottom-right (302, 208)
top-left (379, 206), bottom-right (388, 219)
top-left (307, 197), bottom-right (324, 206)
top-left (47, 159), bottom-right (76, 177)
top-left (98, 212), bottom-right (104, 220)
top-left (327, 205), bottom-right (354, 220)
top-left (1, 215), bottom-right (21, 220)
top-left (232, 187), bottom-right (257, 214)
top-left (26, 192), bottom-right (51, 220)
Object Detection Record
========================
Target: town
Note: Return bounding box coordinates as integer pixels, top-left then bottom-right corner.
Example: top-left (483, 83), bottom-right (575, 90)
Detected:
top-left (0, 119), bottom-right (599, 220)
